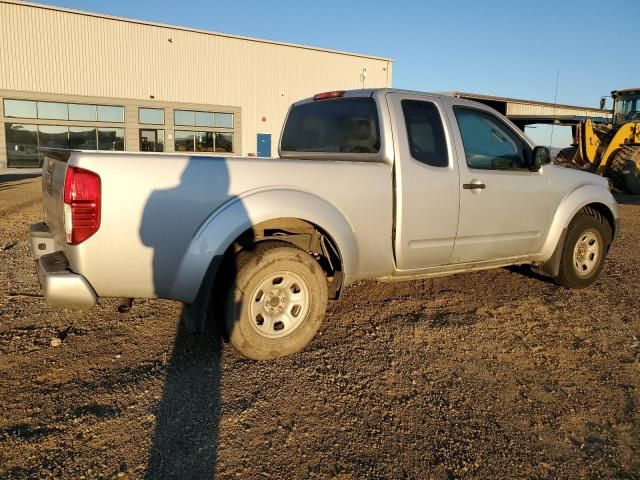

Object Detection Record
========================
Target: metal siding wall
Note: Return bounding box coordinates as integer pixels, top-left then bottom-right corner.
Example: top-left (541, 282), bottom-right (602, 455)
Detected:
top-left (0, 2), bottom-right (392, 158)
top-left (506, 103), bottom-right (609, 118)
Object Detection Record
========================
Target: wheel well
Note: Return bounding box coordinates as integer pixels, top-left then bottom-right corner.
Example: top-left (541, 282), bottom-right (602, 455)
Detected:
top-left (537, 202), bottom-right (616, 279)
top-left (580, 203), bottom-right (616, 243)
top-left (220, 218), bottom-right (344, 299)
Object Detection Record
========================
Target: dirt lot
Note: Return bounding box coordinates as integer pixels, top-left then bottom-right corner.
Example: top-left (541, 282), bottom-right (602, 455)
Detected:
top-left (0, 175), bottom-right (638, 480)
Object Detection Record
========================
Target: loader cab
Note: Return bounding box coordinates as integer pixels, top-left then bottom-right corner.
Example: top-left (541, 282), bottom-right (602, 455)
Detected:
top-left (612, 88), bottom-right (640, 128)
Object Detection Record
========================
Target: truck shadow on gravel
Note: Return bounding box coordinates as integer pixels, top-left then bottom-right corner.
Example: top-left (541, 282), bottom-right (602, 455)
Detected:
top-left (613, 193), bottom-right (640, 205)
top-left (0, 172), bottom-right (42, 190)
top-left (506, 265), bottom-right (555, 284)
top-left (140, 157), bottom-right (250, 479)
top-left (145, 321), bottom-right (223, 479)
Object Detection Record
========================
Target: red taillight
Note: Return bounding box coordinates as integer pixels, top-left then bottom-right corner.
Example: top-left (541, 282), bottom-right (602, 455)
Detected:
top-left (63, 166), bottom-right (101, 245)
top-left (313, 90), bottom-right (346, 101)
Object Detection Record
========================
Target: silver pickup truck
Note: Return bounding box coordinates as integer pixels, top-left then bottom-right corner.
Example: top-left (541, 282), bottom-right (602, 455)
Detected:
top-left (31, 88), bottom-right (619, 360)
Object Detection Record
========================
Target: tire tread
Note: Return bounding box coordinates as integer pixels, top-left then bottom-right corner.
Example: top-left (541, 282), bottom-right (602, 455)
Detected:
top-left (608, 145), bottom-right (640, 194)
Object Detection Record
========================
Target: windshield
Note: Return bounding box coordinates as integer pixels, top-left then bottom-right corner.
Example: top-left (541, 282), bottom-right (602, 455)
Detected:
top-left (613, 92), bottom-right (640, 127)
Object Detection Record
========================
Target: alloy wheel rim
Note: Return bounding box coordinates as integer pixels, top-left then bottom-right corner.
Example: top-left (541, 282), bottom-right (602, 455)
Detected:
top-left (248, 271), bottom-right (310, 339)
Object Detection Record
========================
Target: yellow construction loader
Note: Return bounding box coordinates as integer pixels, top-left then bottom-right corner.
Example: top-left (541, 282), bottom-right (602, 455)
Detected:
top-left (555, 88), bottom-right (640, 193)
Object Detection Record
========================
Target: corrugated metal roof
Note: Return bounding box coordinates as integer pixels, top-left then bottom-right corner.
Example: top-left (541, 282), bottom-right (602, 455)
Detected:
top-left (0, 0), bottom-right (394, 62)
top-left (446, 91), bottom-right (606, 113)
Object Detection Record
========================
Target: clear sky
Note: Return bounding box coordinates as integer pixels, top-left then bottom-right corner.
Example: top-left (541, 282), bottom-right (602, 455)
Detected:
top-left (34, 0), bottom-right (640, 147)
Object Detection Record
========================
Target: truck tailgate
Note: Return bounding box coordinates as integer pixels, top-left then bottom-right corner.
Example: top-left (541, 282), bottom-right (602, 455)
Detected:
top-left (40, 150), bottom-right (71, 254)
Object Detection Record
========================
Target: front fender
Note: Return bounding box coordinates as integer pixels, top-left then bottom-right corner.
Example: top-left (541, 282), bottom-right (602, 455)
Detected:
top-left (170, 188), bottom-right (359, 303)
top-left (539, 183), bottom-right (618, 261)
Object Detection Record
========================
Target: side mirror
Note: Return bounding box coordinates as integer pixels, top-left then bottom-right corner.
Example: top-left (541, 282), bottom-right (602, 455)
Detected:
top-left (530, 146), bottom-right (550, 171)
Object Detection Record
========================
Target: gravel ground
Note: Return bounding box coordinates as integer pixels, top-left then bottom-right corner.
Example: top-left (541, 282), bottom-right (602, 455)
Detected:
top-left (0, 176), bottom-right (639, 479)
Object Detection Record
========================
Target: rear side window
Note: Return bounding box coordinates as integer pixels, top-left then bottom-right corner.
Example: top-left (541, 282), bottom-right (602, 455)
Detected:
top-left (401, 100), bottom-right (449, 167)
top-left (281, 98), bottom-right (380, 154)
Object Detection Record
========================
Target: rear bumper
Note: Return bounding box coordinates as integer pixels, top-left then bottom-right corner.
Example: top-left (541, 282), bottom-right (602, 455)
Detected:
top-left (30, 223), bottom-right (97, 310)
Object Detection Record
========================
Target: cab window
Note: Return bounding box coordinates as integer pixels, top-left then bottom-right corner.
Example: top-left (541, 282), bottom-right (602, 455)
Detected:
top-left (454, 107), bottom-right (527, 170)
top-left (401, 100), bottom-right (448, 167)
top-left (281, 98), bottom-right (380, 154)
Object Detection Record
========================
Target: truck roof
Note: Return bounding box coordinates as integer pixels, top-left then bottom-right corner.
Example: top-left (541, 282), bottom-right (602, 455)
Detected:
top-left (294, 88), bottom-right (463, 107)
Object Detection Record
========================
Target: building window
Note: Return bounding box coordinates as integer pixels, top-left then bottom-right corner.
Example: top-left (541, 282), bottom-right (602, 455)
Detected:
top-left (38, 125), bottom-right (69, 149)
top-left (97, 105), bottom-right (124, 123)
top-left (175, 130), bottom-right (195, 151)
top-left (139, 108), bottom-right (164, 125)
top-left (173, 108), bottom-right (234, 153)
top-left (215, 113), bottom-right (234, 129)
top-left (196, 132), bottom-right (214, 152)
top-left (174, 110), bottom-right (193, 126)
top-left (3, 122), bottom-right (124, 167)
top-left (195, 112), bottom-right (214, 127)
top-left (3, 98), bottom-right (235, 166)
top-left (5, 123), bottom-right (39, 167)
top-left (98, 128), bottom-right (125, 150)
top-left (215, 133), bottom-right (233, 152)
top-left (37, 101), bottom-right (68, 120)
top-left (3, 99), bottom-right (124, 123)
top-left (175, 130), bottom-right (233, 153)
top-left (4, 99), bottom-right (37, 119)
top-left (174, 109), bottom-right (233, 128)
top-left (69, 126), bottom-right (98, 150)
top-left (69, 104), bottom-right (97, 121)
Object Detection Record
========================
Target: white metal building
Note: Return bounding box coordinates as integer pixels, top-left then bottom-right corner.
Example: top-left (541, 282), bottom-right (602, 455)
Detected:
top-left (448, 92), bottom-right (611, 127)
top-left (0, 0), bottom-right (393, 168)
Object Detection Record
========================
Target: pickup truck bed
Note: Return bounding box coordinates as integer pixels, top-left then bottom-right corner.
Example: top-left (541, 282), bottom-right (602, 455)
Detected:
top-left (38, 151), bottom-right (392, 303)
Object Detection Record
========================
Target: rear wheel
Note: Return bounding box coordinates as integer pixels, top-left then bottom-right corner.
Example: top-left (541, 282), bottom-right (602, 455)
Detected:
top-left (608, 145), bottom-right (640, 194)
top-left (554, 210), bottom-right (611, 288)
top-left (223, 241), bottom-right (328, 360)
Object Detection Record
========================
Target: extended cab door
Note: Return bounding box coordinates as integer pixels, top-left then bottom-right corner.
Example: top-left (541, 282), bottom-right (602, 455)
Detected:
top-left (387, 92), bottom-right (460, 270)
top-left (444, 100), bottom-right (551, 263)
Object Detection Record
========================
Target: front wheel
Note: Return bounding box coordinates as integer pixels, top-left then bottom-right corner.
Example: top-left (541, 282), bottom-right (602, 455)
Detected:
top-left (223, 241), bottom-right (328, 360)
top-left (554, 211), bottom-right (610, 288)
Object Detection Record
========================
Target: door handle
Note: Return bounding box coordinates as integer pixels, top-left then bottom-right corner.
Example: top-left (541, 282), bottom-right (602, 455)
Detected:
top-left (462, 182), bottom-right (486, 190)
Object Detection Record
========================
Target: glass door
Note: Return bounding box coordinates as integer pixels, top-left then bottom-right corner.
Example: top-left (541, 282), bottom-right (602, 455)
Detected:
top-left (139, 129), bottom-right (164, 152)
